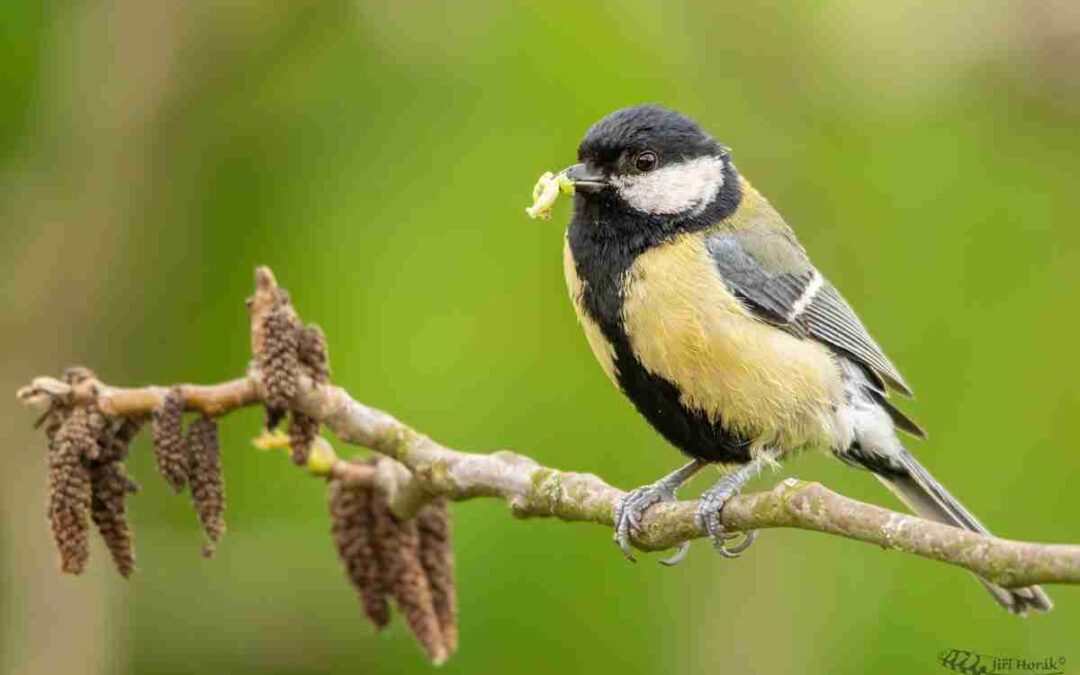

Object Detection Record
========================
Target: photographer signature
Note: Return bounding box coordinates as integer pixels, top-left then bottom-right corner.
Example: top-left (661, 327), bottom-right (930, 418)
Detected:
top-left (938, 648), bottom-right (1066, 675)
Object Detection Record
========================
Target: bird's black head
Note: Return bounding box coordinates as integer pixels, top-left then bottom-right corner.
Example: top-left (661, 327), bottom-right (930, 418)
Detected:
top-left (567, 105), bottom-right (741, 244)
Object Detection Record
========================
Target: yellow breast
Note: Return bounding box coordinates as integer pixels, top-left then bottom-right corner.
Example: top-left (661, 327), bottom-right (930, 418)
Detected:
top-left (621, 233), bottom-right (844, 452)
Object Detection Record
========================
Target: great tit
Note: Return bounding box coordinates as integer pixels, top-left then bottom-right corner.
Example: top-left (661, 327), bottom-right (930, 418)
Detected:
top-left (557, 104), bottom-right (1050, 615)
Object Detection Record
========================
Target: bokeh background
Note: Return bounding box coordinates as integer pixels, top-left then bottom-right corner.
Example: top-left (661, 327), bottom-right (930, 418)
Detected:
top-left (2, 1), bottom-right (1079, 673)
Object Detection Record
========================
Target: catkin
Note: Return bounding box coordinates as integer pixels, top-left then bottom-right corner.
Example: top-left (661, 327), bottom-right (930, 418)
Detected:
top-left (372, 493), bottom-right (447, 665)
top-left (259, 306), bottom-right (300, 415)
top-left (99, 416), bottom-right (146, 464)
top-left (151, 387), bottom-right (189, 492)
top-left (48, 406), bottom-right (96, 574)
top-left (298, 324), bottom-right (330, 384)
top-left (90, 461), bottom-right (137, 577)
top-left (417, 498), bottom-right (458, 654)
top-left (255, 293), bottom-right (330, 438)
top-left (85, 407), bottom-right (109, 462)
top-left (187, 415), bottom-right (226, 557)
top-left (288, 412), bottom-right (320, 466)
top-left (328, 472), bottom-right (390, 629)
top-left (326, 465), bottom-right (459, 662)
top-left (286, 322), bottom-right (331, 465)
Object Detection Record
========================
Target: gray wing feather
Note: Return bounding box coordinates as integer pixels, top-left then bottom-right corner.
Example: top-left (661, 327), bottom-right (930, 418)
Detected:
top-left (708, 231), bottom-right (913, 397)
top-left (705, 234), bottom-right (813, 334)
top-left (802, 283), bottom-right (912, 396)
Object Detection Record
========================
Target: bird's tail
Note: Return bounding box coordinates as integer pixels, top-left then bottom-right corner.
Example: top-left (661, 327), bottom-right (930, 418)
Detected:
top-left (871, 448), bottom-right (1052, 616)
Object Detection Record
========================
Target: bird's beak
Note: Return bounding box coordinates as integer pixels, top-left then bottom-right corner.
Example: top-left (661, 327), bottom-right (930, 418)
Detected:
top-left (564, 163), bottom-right (608, 193)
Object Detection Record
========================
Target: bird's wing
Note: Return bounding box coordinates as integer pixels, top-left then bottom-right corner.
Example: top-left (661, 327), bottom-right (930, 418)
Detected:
top-left (706, 229), bottom-right (914, 399)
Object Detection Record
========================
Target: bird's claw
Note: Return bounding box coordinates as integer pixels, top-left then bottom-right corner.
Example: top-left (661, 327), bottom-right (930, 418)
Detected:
top-left (714, 530), bottom-right (756, 558)
top-left (658, 541), bottom-right (691, 566)
top-left (613, 482), bottom-right (681, 563)
top-left (696, 477), bottom-right (757, 559)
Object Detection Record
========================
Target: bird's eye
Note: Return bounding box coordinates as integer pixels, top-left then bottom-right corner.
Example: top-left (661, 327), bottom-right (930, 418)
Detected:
top-left (634, 150), bottom-right (658, 173)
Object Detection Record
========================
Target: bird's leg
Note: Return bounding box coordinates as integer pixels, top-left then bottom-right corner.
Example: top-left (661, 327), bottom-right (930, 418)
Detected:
top-left (696, 454), bottom-right (773, 558)
top-left (614, 459), bottom-right (706, 564)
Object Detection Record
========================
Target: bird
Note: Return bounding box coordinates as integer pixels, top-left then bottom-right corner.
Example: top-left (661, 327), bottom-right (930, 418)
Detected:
top-left (556, 103), bottom-right (1051, 615)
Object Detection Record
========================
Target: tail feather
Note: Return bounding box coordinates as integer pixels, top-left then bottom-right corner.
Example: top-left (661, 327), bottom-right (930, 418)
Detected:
top-left (872, 449), bottom-right (1052, 616)
top-left (874, 393), bottom-right (928, 440)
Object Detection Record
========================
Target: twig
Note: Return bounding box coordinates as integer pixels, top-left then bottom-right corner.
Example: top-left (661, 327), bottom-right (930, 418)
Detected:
top-left (15, 267), bottom-right (1080, 590)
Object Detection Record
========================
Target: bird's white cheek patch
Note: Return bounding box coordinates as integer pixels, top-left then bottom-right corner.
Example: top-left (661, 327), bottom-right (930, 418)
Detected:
top-left (612, 156), bottom-right (726, 216)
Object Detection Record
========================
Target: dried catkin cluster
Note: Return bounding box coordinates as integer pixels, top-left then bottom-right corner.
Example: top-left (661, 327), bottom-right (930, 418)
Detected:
top-left (254, 288), bottom-right (330, 465)
top-left (146, 395), bottom-right (229, 556)
top-left (327, 465), bottom-right (458, 665)
top-left (36, 372), bottom-right (229, 573)
top-left (40, 369), bottom-right (145, 576)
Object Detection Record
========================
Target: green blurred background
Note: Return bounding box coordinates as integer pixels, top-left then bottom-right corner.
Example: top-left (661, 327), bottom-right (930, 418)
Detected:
top-left (2, 1), bottom-right (1078, 673)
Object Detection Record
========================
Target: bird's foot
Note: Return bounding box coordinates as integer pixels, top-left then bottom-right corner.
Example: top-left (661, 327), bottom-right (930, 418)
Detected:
top-left (614, 482), bottom-right (680, 563)
top-left (613, 459), bottom-right (704, 565)
top-left (696, 474), bottom-right (757, 559)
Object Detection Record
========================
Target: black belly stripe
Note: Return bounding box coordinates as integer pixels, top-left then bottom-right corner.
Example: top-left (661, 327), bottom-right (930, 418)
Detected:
top-left (610, 341), bottom-right (752, 464)
top-left (567, 180), bottom-right (752, 464)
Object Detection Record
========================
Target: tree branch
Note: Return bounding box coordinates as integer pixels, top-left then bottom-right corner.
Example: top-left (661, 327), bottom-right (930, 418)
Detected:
top-left (16, 267), bottom-right (1080, 590)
